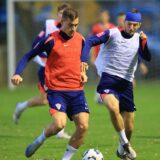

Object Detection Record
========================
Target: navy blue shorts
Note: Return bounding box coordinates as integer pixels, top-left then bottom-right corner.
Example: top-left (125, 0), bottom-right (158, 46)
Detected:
top-left (97, 72), bottom-right (136, 112)
top-left (47, 90), bottom-right (89, 120)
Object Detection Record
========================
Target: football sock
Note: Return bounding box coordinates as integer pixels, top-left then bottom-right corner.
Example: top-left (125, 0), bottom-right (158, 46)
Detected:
top-left (36, 130), bottom-right (46, 143)
top-left (118, 129), bottom-right (128, 145)
top-left (57, 128), bottom-right (65, 135)
top-left (62, 145), bottom-right (77, 160)
top-left (118, 142), bottom-right (124, 155)
top-left (17, 101), bottom-right (28, 111)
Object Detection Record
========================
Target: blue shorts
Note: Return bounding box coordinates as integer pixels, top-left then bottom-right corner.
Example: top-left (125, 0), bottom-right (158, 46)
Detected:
top-left (97, 72), bottom-right (136, 112)
top-left (47, 90), bottom-right (89, 120)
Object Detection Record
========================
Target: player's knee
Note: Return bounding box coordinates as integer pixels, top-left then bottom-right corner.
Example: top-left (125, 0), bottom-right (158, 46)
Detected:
top-left (55, 122), bottom-right (66, 132)
top-left (77, 123), bottom-right (89, 134)
top-left (108, 106), bottom-right (119, 115)
top-left (126, 124), bottom-right (134, 133)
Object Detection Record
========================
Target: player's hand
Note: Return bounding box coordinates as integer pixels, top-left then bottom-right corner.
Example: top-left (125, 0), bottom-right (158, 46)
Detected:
top-left (80, 62), bottom-right (89, 83)
top-left (139, 31), bottom-right (147, 40)
top-left (80, 72), bottom-right (88, 83)
top-left (139, 63), bottom-right (148, 75)
top-left (11, 74), bottom-right (23, 86)
top-left (81, 62), bottom-right (89, 72)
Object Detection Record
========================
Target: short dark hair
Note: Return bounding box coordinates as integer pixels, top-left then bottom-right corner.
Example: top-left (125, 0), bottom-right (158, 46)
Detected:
top-left (131, 8), bottom-right (140, 13)
top-left (57, 3), bottom-right (71, 12)
top-left (118, 12), bottom-right (125, 16)
top-left (62, 8), bottom-right (78, 21)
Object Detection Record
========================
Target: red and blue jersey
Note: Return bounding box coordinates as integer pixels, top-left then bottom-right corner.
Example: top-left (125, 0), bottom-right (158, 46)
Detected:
top-left (15, 30), bottom-right (85, 91)
top-left (45, 31), bottom-right (84, 90)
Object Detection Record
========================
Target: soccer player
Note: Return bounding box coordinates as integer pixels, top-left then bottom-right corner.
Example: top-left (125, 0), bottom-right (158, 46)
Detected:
top-left (81, 8), bottom-right (151, 160)
top-left (12, 3), bottom-right (71, 139)
top-left (11, 8), bottom-right (89, 160)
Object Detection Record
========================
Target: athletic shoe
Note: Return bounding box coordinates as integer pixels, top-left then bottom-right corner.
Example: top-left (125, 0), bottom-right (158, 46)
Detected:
top-left (117, 150), bottom-right (132, 160)
top-left (12, 103), bottom-right (23, 124)
top-left (117, 150), bottom-right (127, 159)
top-left (25, 138), bottom-right (43, 157)
top-left (123, 143), bottom-right (136, 160)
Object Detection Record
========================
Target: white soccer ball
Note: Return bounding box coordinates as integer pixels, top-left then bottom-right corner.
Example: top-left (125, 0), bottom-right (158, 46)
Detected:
top-left (82, 148), bottom-right (104, 160)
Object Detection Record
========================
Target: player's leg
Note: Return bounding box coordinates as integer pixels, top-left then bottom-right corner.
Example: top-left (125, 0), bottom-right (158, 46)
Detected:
top-left (12, 91), bottom-right (47, 124)
top-left (117, 83), bottom-right (136, 159)
top-left (97, 73), bottom-right (129, 146)
top-left (102, 94), bottom-right (135, 159)
top-left (62, 112), bottom-right (89, 160)
top-left (62, 91), bottom-right (89, 160)
top-left (25, 91), bottom-right (68, 157)
top-left (117, 111), bottom-right (135, 159)
top-left (122, 111), bottom-right (135, 141)
top-left (25, 111), bottom-right (67, 157)
top-left (103, 94), bottom-right (128, 141)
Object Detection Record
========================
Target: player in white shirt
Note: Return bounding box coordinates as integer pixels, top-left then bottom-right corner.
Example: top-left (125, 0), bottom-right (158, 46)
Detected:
top-left (82, 8), bottom-right (151, 160)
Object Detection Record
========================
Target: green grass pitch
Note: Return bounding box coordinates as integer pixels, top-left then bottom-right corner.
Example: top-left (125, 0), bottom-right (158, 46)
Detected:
top-left (0, 81), bottom-right (160, 160)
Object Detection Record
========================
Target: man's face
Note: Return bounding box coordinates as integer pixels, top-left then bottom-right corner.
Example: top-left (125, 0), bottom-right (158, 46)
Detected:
top-left (100, 11), bottom-right (110, 23)
top-left (61, 18), bottom-right (79, 37)
top-left (124, 21), bottom-right (141, 35)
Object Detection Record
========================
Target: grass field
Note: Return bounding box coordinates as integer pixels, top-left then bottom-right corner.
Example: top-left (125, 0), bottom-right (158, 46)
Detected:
top-left (0, 81), bottom-right (160, 160)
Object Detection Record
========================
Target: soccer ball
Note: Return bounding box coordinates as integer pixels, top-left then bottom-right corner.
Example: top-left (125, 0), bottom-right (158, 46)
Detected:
top-left (82, 148), bottom-right (104, 160)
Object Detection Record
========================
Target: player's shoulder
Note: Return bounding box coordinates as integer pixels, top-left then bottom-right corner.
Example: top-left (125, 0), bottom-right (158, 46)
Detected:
top-left (50, 30), bottom-right (59, 36)
top-left (44, 31), bottom-right (59, 44)
top-left (108, 22), bottom-right (116, 29)
top-left (109, 27), bottom-right (120, 35)
top-left (45, 19), bottom-right (56, 25)
top-left (75, 32), bottom-right (84, 39)
top-left (134, 32), bottom-right (140, 37)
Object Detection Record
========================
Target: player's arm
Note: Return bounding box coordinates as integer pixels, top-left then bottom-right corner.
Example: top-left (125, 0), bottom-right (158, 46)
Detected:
top-left (80, 38), bottom-right (89, 83)
top-left (31, 27), bottom-right (48, 66)
top-left (138, 31), bottom-right (151, 61)
top-left (81, 30), bottom-right (110, 63)
top-left (32, 27), bottom-right (46, 48)
top-left (11, 36), bottom-right (54, 86)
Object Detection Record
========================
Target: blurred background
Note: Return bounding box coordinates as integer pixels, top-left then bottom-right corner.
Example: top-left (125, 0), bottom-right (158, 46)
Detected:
top-left (0, 1), bottom-right (160, 160)
top-left (0, 0), bottom-right (160, 87)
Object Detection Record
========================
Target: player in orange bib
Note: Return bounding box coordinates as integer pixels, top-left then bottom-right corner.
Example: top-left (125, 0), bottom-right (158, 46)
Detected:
top-left (11, 8), bottom-right (89, 160)
top-left (12, 3), bottom-right (71, 139)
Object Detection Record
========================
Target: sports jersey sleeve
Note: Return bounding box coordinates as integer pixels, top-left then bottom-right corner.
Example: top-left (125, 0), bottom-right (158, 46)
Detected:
top-left (33, 56), bottom-right (46, 67)
top-left (81, 38), bottom-right (85, 52)
top-left (32, 27), bottom-right (46, 48)
top-left (15, 36), bottom-right (54, 75)
top-left (81, 30), bottom-right (110, 62)
top-left (138, 38), bottom-right (151, 61)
